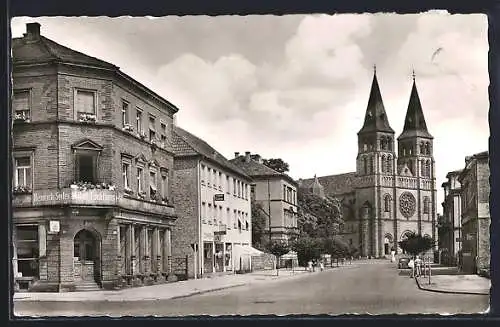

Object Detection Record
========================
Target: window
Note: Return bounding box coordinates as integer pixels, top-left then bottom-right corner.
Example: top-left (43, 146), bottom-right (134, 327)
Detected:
top-left (283, 185), bottom-right (286, 200)
top-left (136, 109), bottom-right (143, 134)
top-left (149, 116), bottom-right (156, 141)
top-left (423, 197), bottom-right (430, 214)
top-left (207, 168), bottom-right (211, 187)
top-left (122, 161), bottom-right (131, 189)
top-left (213, 169), bottom-right (217, 189)
top-left (226, 208), bottom-right (231, 229)
top-left (387, 155), bottom-right (392, 174)
top-left (75, 153), bottom-right (97, 183)
top-left (208, 204), bottom-right (213, 224)
top-left (381, 155), bottom-right (386, 173)
top-left (161, 171), bottom-right (168, 202)
top-left (121, 101), bottom-right (130, 127)
top-left (219, 205), bottom-right (223, 225)
top-left (226, 176), bottom-right (230, 194)
top-left (363, 157), bottom-right (368, 175)
top-left (13, 90), bottom-right (31, 121)
top-left (136, 167), bottom-right (144, 193)
top-left (218, 172), bottom-right (222, 190)
top-left (233, 209), bottom-right (237, 228)
top-left (251, 185), bottom-right (255, 199)
top-left (75, 90), bottom-right (96, 121)
top-left (16, 225), bottom-right (39, 278)
top-left (245, 213), bottom-right (249, 230)
top-left (384, 194), bottom-right (391, 212)
top-left (200, 165), bottom-right (205, 185)
top-left (160, 123), bottom-right (167, 145)
top-left (149, 171), bottom-right (157, 200)
top-left (233, 179), bottom-right (236, 196)
top-left (14, 157), bottom-right (32, 189)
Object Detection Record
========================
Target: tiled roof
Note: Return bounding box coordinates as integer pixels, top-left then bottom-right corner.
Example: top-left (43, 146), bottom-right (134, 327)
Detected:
top-left (12, 36), bottom-right (116, 70)
top-left (172, 126), bottom-right (251, 180)
top-left (230, 156), bottom-right (298, 186)
top-left (299, 172), bottom-right (357, 196)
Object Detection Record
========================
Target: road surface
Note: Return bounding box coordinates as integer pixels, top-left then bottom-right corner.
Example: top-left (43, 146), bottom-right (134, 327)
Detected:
top-left (14, 260), bottom-right (489, 316)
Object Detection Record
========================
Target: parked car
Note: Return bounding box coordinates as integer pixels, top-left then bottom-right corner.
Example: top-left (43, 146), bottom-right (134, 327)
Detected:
top-left (398, 257), bottom-right (410, 269)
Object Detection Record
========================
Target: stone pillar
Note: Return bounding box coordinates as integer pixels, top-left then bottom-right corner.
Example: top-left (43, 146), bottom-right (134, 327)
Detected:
top-left (130, 225), bottom-right (136, 275)
top-left (142, 227), bottom-right (149, 274)
top-left (38, 223), bottom-right (48, 281)
top-left (116, 224), bottom-right (122, 279)
top-left (154, 227), bottom-right (160, 274)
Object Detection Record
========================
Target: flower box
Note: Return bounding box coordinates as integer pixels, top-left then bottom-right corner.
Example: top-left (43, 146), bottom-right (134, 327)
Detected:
top-left (13, 185), bottom-right (32, 194)
top-left (70, 181), bottom-right (115, 191)
top-left (13, 113), bottom-right (30, 123)
top-left (124, 187), bottom-right (133, 195)
top-left (122, 124), bottom-right (134, 132)
top-left (78, 114), bottom-right (97, 123)
top-left (137, 191), bottom-right (147, 199)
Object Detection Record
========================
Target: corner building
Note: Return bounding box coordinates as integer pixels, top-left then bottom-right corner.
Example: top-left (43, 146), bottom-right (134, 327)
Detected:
top-left (300, 70), bottom-right (437, 257)
top-left (12, 23), bottom-right (179, 291)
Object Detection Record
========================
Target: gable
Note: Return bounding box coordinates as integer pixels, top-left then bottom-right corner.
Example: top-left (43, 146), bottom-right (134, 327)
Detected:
top-left (71, 138), bottom-right (103, 151)
top-left (135, 153), bottom-right (148, 164)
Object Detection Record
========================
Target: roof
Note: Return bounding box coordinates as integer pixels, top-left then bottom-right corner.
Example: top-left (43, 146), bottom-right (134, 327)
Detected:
top-left (398, 79), bottom-right (433, 139)
top-left (299, 172), bottom-right (357, 197)
top-left (445, 169), bottom-right (463, 179)
top-left (230, 156), bottom-right (298, 186)
top-left (12, 23), bottom-right (179, 114)
top-left (358, 70), bottom-right (394, 135)
top-left (172, 126), bottom-right (251, 181)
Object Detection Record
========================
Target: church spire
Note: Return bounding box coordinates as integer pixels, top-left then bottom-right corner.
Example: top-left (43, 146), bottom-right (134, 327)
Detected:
top-left (399, 72), bottom-right (433, 139)
top-left (358, 66), bottom-right (394, 135)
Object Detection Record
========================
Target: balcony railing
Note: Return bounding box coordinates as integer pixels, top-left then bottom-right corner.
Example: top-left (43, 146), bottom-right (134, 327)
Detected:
top-left (13, 188), bottom-right (175, 216)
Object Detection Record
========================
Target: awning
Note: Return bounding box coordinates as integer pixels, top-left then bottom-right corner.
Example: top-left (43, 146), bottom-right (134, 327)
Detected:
top-left (233, 244), bottom-right (264, 256)
top-left (281, 251), bottom-right (298, 260)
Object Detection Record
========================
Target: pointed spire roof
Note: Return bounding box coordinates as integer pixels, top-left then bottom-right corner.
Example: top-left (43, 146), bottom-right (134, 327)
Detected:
top-left (398, 73), bottom-right (433, 139)
top-left (358, 66), bottom-right (394, 135)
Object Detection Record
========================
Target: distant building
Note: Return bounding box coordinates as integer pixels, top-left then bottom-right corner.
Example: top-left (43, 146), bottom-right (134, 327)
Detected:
top-left (299, 70), bottom-right (437, 258)
top-left (11, 23), bottom-right (179, 292)
top-left (230, 152), bottom-right (299, 243)
top-left (458, 151), bottom-right (490, 275)
top-left (439, 170), bottom-right (462, 266)
top-left (171, 127), bottom-right (253, 277)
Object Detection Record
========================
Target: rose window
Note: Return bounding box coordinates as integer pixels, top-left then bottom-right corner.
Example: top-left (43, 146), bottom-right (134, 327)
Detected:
top-left (399, 192), bottom-right (416, 218)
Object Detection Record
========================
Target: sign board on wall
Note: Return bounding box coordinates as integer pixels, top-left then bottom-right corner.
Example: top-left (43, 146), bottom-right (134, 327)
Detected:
top-left (49, 220), bottom-right (60, 233)
top-left (214, 194), bottom-right (224, 201)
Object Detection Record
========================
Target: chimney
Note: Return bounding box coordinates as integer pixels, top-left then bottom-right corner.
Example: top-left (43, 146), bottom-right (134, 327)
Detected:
top-left (25, 22), bottom-right (41, 41)
top-left (245, 151), bottom-right (251, 163)
top-left (234, 152), bottom-right (240, 158)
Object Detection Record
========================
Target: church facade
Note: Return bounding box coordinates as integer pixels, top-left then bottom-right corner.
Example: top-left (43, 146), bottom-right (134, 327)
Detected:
top-left (299, 70), bottom-right (437, 258)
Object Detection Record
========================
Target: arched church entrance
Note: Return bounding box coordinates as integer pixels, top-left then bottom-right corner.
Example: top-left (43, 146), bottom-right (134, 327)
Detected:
top-left (73, 229), bottom-right (101, 283)
top-left (384, 234), bottom-right (393, 255)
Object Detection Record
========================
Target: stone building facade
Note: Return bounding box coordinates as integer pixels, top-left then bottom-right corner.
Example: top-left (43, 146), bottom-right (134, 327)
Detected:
top-left (230, 152), bottom-right (299, 243)
top-left (171, 127), bottom-right (253, 278)
top-left (12, 23), bottom-right (179, 292)
top-left (458, 151), bottom-right (490, 274)
top-left (439, 170), bottom-right (462, 266)
top-left (299, 70), bottom-right (437, 258)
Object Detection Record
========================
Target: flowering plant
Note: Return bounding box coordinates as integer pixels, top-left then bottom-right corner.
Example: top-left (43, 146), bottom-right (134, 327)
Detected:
top-left (78, 113), bottom-right (97, 123)
top-left (13, 185), bottom-right (31, 194)
top-left (122, 123), bottom-right (134, 132)
top-left (138, 131), bottom-right (147, 139)
top-left (137, 191), bottom-right (147, 199)
top-left (70, 181), bottom-right (115, 191)
top-left (14, 112), bottom-right (29, 122)
top-left (124, 187), bottom-right (133, 195)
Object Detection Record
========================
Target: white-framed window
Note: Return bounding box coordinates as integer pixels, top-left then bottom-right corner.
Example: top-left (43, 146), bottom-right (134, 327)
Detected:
top-left (13, 89), bottom-right (31, 122)
top-left (207, 167), bottom-right (211, 187)
top-left (233, 179), bottom-right (236, 196)
top-left (226, 208), bottom-right (231, 229)
top-left (13, 155), bottom-right (32, 190)
top-left (75, 89), bottom-right (97, 121)
top-left (208, 203), bottom-right (213, 224)
top-left (122, 160), bottom-right (131, 190)
top-left (149, 115), bottom-right (156, 141)
top-left (149, 170), bottom-right (157, 200)
top-left (200, 164), bottom-right (206, 185)
top-left (202, 202), bottom-right (207, 223)
top-left (136, 166), bottom-right (144, 193)
top-left (219, 205), bottom-right (223, 225)
top-left (226, 176), bottom-right (230, 194)
top-left (218, 172), bottom-right (222, 190)
top-left (160, 122), bottom-right (167, 145)
top-left (121, 101), bottom-right (130, 127)
top-left (212, 169), bottom-right (217, 189)
top-left (136, 108), bottom-right (143, 134)
top-left (161, 169), bottom-right (168, 202)
top-left (233, 209), bottom-right (237, 228)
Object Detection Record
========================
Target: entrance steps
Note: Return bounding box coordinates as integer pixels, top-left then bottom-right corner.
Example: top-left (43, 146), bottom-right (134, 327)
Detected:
top-left (74, 280), bottom-right (101, 292)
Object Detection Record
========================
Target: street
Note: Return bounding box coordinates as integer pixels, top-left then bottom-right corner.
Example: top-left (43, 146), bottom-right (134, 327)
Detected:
top-left (14, 260), bottom-right (489, 316)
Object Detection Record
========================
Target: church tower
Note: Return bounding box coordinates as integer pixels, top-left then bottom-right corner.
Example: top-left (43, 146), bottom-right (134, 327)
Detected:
top-left (356, 67), bottom-right (396, 257)
top-left (397, 72), bottom-right (436, 240)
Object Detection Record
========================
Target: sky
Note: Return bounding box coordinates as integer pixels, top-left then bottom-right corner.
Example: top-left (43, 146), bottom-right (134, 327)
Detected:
top-left (11, 13), bottom-right (489, 213)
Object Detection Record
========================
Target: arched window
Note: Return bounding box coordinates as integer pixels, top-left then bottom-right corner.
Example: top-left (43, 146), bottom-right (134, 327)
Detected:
top-left (423, 197), bottom-right (430, 214)
top-left (363, 156), bottom-right (368, 175)
top-left (409, 146), bottom-right (413, 155)
top-left (381, 155), bottom-right (386, 173)
top-left (421, 159), bottom-right (426, 177)
top-left (368, 156), bottom-right (373, 174)
top-left (384, 194), bottom-right (391, 212)
top-left (426, 160), bottom-right (431, 177)
top-left (380, 137), bottom-right (387, 150)
top-left (425, 142), bottom-right (431, 155)
top-left (387, 155), bottom-right (392, 173)
top-left (402, 147), bottom-right (406, 156)
top-left (388, 138), bottom-right (393, 151)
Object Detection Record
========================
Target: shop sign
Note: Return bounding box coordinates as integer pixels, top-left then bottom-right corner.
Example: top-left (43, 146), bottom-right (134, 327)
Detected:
top-left (214, 194), bottom-right (224, 202)
top-left (49, 220), bottom-right (60, 233)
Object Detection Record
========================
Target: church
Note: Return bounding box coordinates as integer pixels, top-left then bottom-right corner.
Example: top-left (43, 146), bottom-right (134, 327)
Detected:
top-left (299, 69), bottom-right (437, 258)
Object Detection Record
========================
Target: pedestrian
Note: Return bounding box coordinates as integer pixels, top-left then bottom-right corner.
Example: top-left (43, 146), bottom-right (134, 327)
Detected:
top-left (408, 258), bottom-right (415, 278)
top-left (320, 261), bottom-right (324, 272)
top-left (415, 256), bottom-right (422, 277)
top-left (307, 260), bottom-right (313, 272)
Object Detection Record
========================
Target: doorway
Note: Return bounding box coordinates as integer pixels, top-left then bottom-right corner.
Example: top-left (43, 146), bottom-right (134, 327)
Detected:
top-left (73, 229), bottom-right (100, 283)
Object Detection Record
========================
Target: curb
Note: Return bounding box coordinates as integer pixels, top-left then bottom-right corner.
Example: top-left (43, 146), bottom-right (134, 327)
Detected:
top-left (414, 277), bottom-right (489, 296)
top-left (169, 283), bottom-right (248, 300)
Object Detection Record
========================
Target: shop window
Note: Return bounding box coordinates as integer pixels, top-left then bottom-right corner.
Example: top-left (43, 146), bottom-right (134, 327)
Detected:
top-left (16, 225), bottom-right (39, 278)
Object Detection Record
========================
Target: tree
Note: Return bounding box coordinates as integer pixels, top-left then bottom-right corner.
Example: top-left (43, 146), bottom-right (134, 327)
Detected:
top-left (267, 241), bottom-right (290, 276)
top-left (262, 158), bottom-right (289, 173)
top-left (291, 237), bottom-right (323, 267)
top-left (398, 232), bottom-right (435, 258)
top-left (297, 191), bottom-right (343, 238)
top-left (322, 237), bottom-right (350, 267)
top-left (251, 202), bottom-right (268, 251)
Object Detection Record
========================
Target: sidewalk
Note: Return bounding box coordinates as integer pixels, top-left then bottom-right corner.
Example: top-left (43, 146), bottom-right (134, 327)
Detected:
top-left (415, 274), bottom-right (490, 295)
top-left (13, 267), bottom-right (326, 302)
